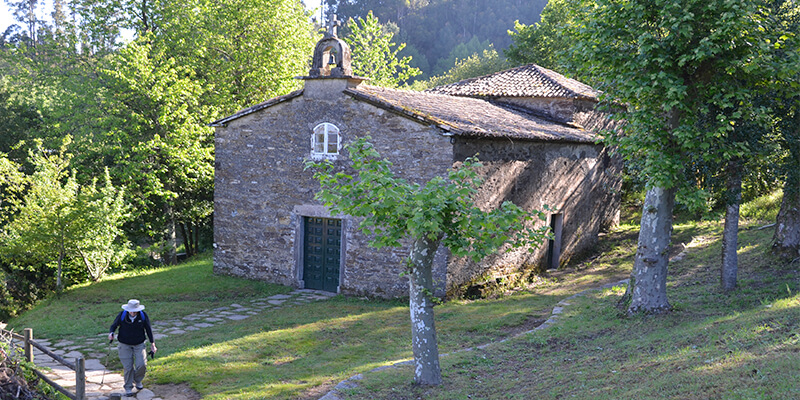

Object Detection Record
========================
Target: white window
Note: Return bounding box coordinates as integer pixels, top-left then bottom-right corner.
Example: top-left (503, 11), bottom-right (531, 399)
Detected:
top-left (311, 122), bottom-right (340, 160)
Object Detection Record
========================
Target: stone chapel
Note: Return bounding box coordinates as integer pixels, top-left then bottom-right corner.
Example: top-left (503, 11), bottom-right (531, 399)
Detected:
top-left (210, 22), bottom-right (622, 298)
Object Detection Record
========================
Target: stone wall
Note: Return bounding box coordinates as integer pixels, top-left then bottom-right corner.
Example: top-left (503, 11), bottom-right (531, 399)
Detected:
top-left (496, 97), bottom-right (575, 124)
top-left (214, 79), bottom-right (453, 298)
top-left (496, 97), bottom-right (601, 127)
top-left (447, 138), bottom-right (622, 296)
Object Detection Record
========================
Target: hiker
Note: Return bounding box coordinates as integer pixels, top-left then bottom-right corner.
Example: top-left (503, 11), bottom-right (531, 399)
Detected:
top-left (108, 299), bottom-right (157, 397)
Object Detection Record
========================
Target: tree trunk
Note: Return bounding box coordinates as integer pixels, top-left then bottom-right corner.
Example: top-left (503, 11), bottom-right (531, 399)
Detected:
top-left (188, 223), bottom-right (196, 256)
top-left (164, 203), bottom-right (178, 265)
top-left (190, 223), bottom-right (198, 255)
top-left (179, 223), bottom-right (192, 257)
top-left (55, 220), bottom-right (65, 291)
top-left (57, 244), bottom-right (64, 291)
top-left (408, 234), bottom-right (442, 386)
top-left (628, 186), bottom-right (675, 314)
top-left (721, 159), bottom-right (742, 290)
top-left (194, 223), bottom-right (200, 254)
top-left (773, 179), bottom-right (800, 262)
top-left (773, 133), bottom-right (800, 261)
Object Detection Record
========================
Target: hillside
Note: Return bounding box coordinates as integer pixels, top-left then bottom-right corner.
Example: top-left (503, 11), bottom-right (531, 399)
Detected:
top-left (324, 0), bottom-right (548, 77)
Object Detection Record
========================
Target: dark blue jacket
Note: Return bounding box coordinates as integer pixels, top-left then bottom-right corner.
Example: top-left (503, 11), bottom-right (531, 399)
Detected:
top-left (110, 311), bottom-right (154, 345)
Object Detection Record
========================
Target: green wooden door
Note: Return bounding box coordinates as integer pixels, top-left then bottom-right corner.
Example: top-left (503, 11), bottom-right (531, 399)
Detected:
top-left (303, 217), bottom-right (342, 292)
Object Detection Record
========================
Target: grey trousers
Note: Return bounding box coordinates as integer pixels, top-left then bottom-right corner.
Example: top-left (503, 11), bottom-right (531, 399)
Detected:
top-left (118, 342), bottom-right (146, 392)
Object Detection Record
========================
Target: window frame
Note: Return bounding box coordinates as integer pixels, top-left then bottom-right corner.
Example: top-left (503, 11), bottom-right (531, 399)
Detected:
top-left (310, 122), bottom-right (341, 160)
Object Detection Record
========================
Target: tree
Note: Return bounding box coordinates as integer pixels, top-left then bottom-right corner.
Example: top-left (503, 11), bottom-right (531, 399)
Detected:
top-left (572, 0), bottom-right (782, 312)
top-left (307, 138), bottom-right (548, 385)
top-left (0, 138), bottom-right (129, 289)
top-left (771, 0), bottom-right (800, 262)
top-left (92, 37), bottom-right (214, 261)
top-left (505, 0), bottom-right (588, 71)
top-left (5, 0), bottom-right (44, 46)
top-left (72, 168), bottom-right (131, 280)
top-left (1, 139), bottom-right (78, 290)
top-left (430, 36), bottom-right (492, 76)
top-left (344, 10), bottom-right (421, 87)
top-left (0, 85), bottom-right (43, 164)
top-left (773, 96), bottom-right (800, 262)
top-left (325, 0), bottom-right (548, 77)
top-left (152, 0), bottom-right (317, 114)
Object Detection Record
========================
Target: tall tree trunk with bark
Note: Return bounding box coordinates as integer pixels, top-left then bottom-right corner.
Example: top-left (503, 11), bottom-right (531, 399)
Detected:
top-left (164, 203), bottom-right (178, 265)
top-left (774, 169), bottom-right (800, 262)
top-left (773, 123), bottom-right (800, 261)
top-left (407, 234), bottom-right (442, 386)
top-left (628, 186), bottom-right (675, 314)
top-left (721, 159), bottom-right (742, 290)
top-left (179, 223), bottom-right (195, 257)
top-left (57, 239), bottom-right (64, 291)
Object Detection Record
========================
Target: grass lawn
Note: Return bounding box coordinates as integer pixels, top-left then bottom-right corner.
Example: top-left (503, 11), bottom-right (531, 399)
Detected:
top-left (7, 193), bottom-right (798, 399)
top-left (8, 257), bottom-right (293, 339)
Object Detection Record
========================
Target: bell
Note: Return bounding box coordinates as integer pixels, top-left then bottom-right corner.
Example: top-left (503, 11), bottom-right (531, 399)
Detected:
top-left (328, 53), bottom-right (336, 65)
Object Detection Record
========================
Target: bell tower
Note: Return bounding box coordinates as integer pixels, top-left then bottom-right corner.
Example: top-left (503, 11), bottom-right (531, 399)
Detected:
top-left (301, 13), bottom-right (367, 98)
top-left (308, 14), bottom-right (354, 78)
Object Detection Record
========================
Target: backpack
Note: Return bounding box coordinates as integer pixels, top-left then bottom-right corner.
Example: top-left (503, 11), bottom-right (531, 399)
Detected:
top-left (120, 310), bottom-right (148, 323)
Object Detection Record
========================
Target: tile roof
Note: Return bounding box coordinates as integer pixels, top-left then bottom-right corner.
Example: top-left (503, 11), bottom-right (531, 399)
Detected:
top-left (426, 64), bottom-right (599, 100)
top-left (346, 85), bottom-right (598, 143)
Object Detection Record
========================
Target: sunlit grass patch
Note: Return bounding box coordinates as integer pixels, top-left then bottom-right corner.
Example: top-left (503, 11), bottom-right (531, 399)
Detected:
top-left (740, 189), bottom-right (782, 223)
top-left (7, 253), bottom-right (290, 339)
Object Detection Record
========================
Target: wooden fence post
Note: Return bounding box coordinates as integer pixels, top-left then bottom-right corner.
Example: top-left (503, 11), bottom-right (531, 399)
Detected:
top-left (75, 357), bottom-right (86, 400)
top-left (23, 328), bottom-right (33, 363)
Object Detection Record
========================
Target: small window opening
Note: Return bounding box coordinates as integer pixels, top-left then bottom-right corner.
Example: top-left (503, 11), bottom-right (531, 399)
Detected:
top-left (311, 123), bottom-right (340, 160)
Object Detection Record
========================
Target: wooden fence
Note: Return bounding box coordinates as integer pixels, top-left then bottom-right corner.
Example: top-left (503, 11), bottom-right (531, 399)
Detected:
top-left (2, 327), bottom-right (85, 400)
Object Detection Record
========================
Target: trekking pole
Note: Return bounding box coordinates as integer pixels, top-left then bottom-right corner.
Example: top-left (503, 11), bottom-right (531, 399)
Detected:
top-left (101, 334), bottom-right (113, 387)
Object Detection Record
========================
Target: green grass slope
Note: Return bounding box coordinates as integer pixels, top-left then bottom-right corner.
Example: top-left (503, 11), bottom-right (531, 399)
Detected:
top-left (343, 222), bottom-right (800, 399)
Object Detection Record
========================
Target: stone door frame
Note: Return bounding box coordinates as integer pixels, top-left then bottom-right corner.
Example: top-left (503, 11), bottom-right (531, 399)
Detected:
top-left (293, 205), bottom-right (348, 293)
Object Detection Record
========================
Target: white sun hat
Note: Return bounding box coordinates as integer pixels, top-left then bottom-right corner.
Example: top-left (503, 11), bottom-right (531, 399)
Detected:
top-left (122, 299), bottom-right (145, 312)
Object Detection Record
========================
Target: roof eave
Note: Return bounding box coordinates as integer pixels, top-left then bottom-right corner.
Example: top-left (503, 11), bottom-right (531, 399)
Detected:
top-left (208, 89), bottom-right (304, 127)
top-left (451, 131), bottom-right (598, 144)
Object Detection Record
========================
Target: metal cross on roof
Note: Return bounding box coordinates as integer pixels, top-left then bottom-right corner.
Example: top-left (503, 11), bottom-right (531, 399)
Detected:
top-left (326, 13), bottom-right (340, 37)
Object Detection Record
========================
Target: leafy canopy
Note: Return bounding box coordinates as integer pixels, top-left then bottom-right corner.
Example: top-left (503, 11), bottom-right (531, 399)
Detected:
top-left (0, 137), bottom-right (130, 283)
top-left (505, 0), bottom-right (589, 71)
top-left (345, 11), bottom-right (421, 87)
top-left (572, 0), bottom-right (785, 206)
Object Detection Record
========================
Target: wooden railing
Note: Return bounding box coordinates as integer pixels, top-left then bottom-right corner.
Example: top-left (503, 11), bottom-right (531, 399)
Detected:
top-left (2, 327), bottom-right (85, 400)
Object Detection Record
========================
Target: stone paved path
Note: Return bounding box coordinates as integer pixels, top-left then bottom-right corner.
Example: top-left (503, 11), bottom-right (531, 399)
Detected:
top-left (17, 289), bottom-right (335, 400)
